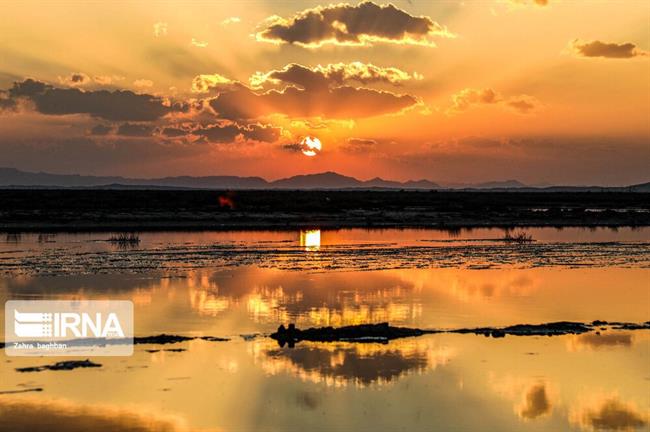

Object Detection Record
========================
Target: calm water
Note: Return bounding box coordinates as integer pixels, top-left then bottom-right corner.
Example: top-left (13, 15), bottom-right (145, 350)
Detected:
top-left (0, 228), bottom-right (649, 431)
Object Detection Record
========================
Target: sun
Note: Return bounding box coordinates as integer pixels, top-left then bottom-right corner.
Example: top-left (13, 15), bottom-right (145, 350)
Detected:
top-left (300, 136), bottom-right (322, 157)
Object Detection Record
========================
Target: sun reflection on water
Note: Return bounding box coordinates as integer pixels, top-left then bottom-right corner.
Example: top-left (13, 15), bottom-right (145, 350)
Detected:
top-left (300, 229), bottom-right (321, 251)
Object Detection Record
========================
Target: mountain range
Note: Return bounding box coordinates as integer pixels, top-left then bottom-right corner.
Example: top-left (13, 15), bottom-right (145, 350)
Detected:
top-left (0, 168), bottom-right (648, 191)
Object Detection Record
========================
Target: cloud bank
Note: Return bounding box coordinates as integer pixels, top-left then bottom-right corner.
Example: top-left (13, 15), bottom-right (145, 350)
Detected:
top-left (6, 79), bottom-right (186, 121)
top-left (256, 1), bottom-right (452, 47)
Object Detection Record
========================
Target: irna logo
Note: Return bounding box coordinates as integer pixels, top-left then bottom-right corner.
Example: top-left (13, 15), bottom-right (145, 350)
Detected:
top-left (14, 310), bottom-right (125, 338)
top-left (5, 300), bottom-right (133, 357)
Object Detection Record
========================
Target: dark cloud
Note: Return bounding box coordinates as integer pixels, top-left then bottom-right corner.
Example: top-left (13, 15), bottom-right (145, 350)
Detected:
top-left (161, 126), bottom-right (189, 138)
top-left (6, 79), bottom-right (186, 121)
top-left (256, 1), bottom-right (451, 47)
top-left (202, 63), bottom-right (420, 120)
top-left (209, 81), bottom-right (418, 120)
top-left (506, 96), bottom-right (539, 114)
top-left (117, 123), bottom-right (155, 137)
top-left (195, 124), bottom-right (241, 143)
top-left (59, 72), bottom-right (91, 87)
top-left (282, 142), bottom-right (303, 153)
top-left (69, 73), bottom-right (87, 83)
top-left (0, 92), bottom-right (17, 111)
top-left (195, 122), bottom-right (281, 143)
top-left (251, 62), bottom-right (420, 90)
top-left (343, 137), bottom-right (378, 154)
top-left (347, 138), bottom-right (377, 146)
top-left (243, 123), bottom-right (282, 142)
top-left (572, 40), bottom-right (647, 58)
top-left (90, 124), bottom-right (113, 135)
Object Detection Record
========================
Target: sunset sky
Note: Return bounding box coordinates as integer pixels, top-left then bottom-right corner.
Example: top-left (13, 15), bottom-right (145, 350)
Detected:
top-left (0, 0), bottom-right (648, 185)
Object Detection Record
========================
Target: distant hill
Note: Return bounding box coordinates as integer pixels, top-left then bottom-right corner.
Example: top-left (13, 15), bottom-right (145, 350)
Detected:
top-left (272, 172), bottom-right (441, 189)
top-left (272, 172), bottom-right (362, 189)
top-left (0, 168), bottom-right (440, 190)
top-left (0, 167), bottom-right (267, 189)
top-left (0, 167), bottom-right (646, 191)
top-left (444, 179), bottom-right (527, 189)
top-left (629, 182), bottom-right (650, 192)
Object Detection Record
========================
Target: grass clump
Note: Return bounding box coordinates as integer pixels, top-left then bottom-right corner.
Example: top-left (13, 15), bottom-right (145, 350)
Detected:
top-left (502, 230), bottom-right (534, 244)
top-left (108, 232), bottom-right (140, 244)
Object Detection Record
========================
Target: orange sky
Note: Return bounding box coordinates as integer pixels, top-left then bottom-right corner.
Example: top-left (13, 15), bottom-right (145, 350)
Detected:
top-left (0, 0), bottom-right (648, 185)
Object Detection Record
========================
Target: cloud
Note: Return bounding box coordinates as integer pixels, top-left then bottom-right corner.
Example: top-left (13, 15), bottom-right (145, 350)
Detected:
top-left (255, 1), bottom-right (452, 47)
top-left (250, 62), bottom-right (422, 89)
top-left (571, 39), bottom-right (648, 59)
top-left (0, 92), bottom-right (17, 111)
top-left (90, 124), bottom-right (113, 135)
top-left (5, 79), bottom-right (186, 121)
top-left (133, 79), bottom-right (154, 88)
top-left (194, 122), bottom-right (282, 143)
top-left (161, 126), bottom-right (189, 138)
top-left (343, 137), bottom-right (378, 154)
top-left (206, 64), bottom-right (420, 120)
top-left (209, 82), bottom-right (418, 120)
top-left (191, 38), bottom-right (209, 48)
top-left (449, 88), bottom-right (501, 111)
top-left (117, 122), bottom-right (155, 137)
top-left (506, 95), bottom-right (539, 114)
top-left (159, 121), bottom-right (282, 144)
top-left (93, 75), bottom-right (125, 85)
top-left (191, 73), bottom-right (233, 93)
top-left (448, 88), bottom-right (540, 114)
top-left (282, 142), bottom-right (303, 153)
top-left (242, 123), bottom-right (283, 142)
top-left (153, 21), bottom-right (168, 37)
top-left (58, 72), bottom-right (91, 87)
top-left (221, 17), bottom-right (241, 25)
top-left (347, 138), bottom-right (377, 146)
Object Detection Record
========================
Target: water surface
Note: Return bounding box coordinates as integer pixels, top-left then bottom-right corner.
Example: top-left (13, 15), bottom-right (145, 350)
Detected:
top-left (0, 227), bottom-right (648, 431)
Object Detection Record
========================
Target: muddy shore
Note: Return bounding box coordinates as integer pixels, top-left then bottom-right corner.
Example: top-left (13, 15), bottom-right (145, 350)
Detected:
top-left (1, 190), bottom-right (648, 231)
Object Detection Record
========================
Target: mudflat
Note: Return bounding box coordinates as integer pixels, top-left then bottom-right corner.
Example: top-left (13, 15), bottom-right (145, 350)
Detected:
top-left (1, 189), bottom-right (648, 231)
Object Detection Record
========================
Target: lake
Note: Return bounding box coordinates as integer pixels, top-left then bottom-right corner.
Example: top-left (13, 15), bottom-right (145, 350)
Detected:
top-left (0, 227), bottom-right (648, 431)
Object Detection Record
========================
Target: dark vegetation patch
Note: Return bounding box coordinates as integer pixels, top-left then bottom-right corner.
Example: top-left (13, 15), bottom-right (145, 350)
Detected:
top-left (0, 190), bottom-right (648, 231)
top-left (16, 359), bottom-right (101, 373)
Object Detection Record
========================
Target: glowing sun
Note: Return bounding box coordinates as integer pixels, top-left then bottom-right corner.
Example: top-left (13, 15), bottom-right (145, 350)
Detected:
top-left (300, 136), bottom-right (322, 157)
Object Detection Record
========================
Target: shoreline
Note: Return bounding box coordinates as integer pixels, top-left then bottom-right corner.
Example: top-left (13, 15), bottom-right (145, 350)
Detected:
top-left (2, 220), bottom-right (650, 233)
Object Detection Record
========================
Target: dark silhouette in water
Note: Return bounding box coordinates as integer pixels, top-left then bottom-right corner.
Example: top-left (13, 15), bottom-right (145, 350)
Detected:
top-left (270, 321), bottom-right (646, 347)
top-left (271, 322), bottom-right (430, 347)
